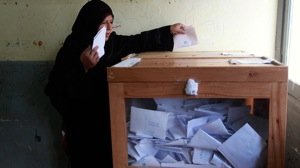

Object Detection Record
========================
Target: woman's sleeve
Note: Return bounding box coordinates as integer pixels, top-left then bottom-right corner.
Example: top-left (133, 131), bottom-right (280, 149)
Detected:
top-left (45, 44), bottom-right (94, 105)
top-left (113, 25), bottom-right (174, 58)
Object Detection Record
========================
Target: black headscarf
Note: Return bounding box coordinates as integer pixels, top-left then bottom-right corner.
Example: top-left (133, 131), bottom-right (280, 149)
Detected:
top-left (71, 0), bottom-right (114, 48)
top-left (45, 0), bottom-right (114, 109)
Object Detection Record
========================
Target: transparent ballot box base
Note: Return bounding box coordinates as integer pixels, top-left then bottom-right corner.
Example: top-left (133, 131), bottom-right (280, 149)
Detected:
top-left (125, 98), bottom-right (269, 168)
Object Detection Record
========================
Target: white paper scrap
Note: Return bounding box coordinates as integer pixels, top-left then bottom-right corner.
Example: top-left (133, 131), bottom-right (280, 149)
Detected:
top-left (185, 79), bottom-right (198, 96)
top-left (112, 57), bottom-right (141, 67)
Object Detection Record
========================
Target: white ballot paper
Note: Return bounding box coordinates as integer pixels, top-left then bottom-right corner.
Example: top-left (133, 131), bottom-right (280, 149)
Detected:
top-left (92, 26), bottom-right (106, 58)
top-left (199, 118), bottom-right (230, 136)
top-left (131, 155), bottom-right (160, 167)
top-left (134, 139), bottom-right (158, 158)
top-left (164, 139), bottom-right (188, 146)
top-left (128, 142), bottom-right (142, 161)
top-left (217, 123), bottom-right (267, 168)
top-left (160, 155), bottom-right (178, 163)
top-left (210, 153), bottom-right (232, 168)
top-left (228, 58), bottom-right (273, 65)
top-left (112, 57), bottom-right (141, 67)
top-left (187, 116), bottom-right (209, 138)
top-left (130, 106), bottom-right (171, 139)
top-left (192, 148), bottom-right (214, 165)
top-left (188, 129), bottom-right (221, 150)
top-left (173, 25), bottom-right (198, 49)
top-left (161, 162), bottom-right (217, 168)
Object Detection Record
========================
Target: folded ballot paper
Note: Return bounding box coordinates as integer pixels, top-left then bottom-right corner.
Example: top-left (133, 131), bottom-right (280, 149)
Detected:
top-left (217, 123), bottom-right (267, 168)
top-left (127, 98), bottom-right (268, 167)
top-left (92, 26), bottom-right (106, 58)
top-left (173, 25), bottom-right (198, 50)
top-left (130, 106), bottom-right (172, 140)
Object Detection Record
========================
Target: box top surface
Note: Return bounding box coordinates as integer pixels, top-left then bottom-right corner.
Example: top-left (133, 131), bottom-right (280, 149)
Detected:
top-left (107, 52), bottom-right (288, 82)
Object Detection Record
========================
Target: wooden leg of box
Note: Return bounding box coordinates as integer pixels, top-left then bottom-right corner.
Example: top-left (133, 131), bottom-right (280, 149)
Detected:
top-left (109, 83), bottom-right (128, 168)
top-left (268, 82), bottom-right (287, 168)
top-left (245, 97), bottom-right (254, 114)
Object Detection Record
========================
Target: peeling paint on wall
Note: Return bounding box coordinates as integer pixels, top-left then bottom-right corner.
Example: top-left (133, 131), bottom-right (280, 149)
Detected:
top-left (33, 40), bottom-right (44, 47)
top-left (5, 40), bottom-right (23, 48)
top-left (168, 0), bottom-right (177, 5)
top-left (129, 0), bottom-right (138, 3)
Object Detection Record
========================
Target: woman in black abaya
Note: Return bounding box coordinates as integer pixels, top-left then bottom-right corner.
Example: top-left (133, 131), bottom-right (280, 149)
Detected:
top-left (45, 0), bottom-right (185, 167)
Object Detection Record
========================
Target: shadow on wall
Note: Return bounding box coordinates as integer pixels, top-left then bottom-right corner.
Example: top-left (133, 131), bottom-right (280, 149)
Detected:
top-left (0, 61), bottom-right (67, 168)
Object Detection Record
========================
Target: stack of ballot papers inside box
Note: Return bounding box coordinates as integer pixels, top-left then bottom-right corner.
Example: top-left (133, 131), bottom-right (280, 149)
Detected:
top-left (127, 98), bottom-right (268, 168)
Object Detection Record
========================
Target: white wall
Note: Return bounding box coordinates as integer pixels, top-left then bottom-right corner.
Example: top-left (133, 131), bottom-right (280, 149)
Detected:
top-left (0, 0), bottom-right (278, 61)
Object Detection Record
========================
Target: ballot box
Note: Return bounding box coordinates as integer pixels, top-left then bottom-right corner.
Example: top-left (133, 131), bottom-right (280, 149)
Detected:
top-left (107, 52), bottom-right (288, 168)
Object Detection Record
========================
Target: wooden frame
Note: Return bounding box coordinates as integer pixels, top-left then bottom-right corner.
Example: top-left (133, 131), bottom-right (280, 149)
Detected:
top-left (108, 52), bottom-right (288, 168)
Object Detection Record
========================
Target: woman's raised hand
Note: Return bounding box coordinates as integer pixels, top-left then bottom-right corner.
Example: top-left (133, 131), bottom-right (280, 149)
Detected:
top-left (80, 46), bottom-right (100, 72)
top-left (170, 23), bottom-right (185, 35)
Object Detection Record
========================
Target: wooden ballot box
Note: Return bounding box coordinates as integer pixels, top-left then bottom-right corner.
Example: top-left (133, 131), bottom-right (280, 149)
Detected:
top-left (107, 52), bottom-right (288, 168)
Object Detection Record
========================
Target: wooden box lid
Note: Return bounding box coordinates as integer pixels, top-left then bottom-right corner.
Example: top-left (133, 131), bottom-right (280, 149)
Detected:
top-left (107, 52), bottom-right (288, 82)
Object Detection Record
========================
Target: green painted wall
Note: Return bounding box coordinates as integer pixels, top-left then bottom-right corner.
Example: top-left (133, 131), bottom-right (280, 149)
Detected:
top-left (0, 61), bottom-right (68, 168)
top-left (0, 0), bottom-right (277, 61)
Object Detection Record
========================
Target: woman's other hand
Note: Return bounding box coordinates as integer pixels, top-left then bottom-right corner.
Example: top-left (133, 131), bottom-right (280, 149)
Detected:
top-left (80, 46), bottom-right (100, 72)
top-left (170, 23), bottom-right (185, 35)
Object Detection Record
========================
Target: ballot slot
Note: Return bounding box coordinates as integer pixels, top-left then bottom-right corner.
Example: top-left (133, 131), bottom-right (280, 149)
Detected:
top-left (125, 98), bottom-right (269, 168)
